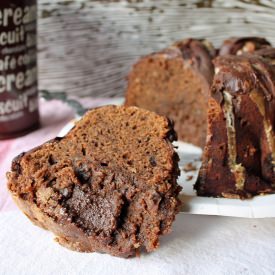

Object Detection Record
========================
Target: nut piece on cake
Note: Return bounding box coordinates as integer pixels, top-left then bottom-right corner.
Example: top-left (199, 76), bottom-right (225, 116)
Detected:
top-left (219, 36), bottom-right (271, 56)
top-left (7, 105), bottom-right (182, 258)
top-left (125, 38), bottom-right (215, 148)
top-left (195, 55), bottom-right (275, 199)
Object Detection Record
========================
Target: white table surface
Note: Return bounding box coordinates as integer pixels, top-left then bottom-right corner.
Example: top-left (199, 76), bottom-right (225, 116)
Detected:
top-left (1, 211), bottom-right (275, 275)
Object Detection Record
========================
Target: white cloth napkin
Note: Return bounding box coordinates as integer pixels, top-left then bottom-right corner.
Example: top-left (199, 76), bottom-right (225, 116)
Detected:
top-left (1, 211), bottom-right (275, 275)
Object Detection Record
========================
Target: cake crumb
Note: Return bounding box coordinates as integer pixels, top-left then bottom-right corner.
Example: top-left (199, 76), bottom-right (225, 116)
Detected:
top-left (7, 105), bottom-right (181, 258)
top-left (183, 162), bottom-right (197, 172)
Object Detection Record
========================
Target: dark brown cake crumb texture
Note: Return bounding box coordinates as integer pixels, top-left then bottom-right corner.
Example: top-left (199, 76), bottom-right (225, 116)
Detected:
top-left (7, 105), bottom-right (181, 258)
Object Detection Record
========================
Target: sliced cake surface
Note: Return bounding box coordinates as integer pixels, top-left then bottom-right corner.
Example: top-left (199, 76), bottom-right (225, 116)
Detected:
top-left (195, 55), bottom-right (275, 198)
top-left (219, 36), bottom-right (271, 56)
top-left (125, 38), bottom-right (215, 148)
top-left (7, 105), bottom-right (181, 258)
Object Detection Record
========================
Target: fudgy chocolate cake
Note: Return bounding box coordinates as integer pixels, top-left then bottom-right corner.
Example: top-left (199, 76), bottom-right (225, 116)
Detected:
top-left (219, 37), bottom-right (271, 56)
top-left (125, 38), bottom-right (215, 148)
top-left (7, 105), bottom-right (181, 257)
top-left (195, 55), bottom-right (275, 198)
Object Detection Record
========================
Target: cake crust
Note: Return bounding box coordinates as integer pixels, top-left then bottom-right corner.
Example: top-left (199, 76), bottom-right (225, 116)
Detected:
top-left (219, 37), bottom-right (271, 56)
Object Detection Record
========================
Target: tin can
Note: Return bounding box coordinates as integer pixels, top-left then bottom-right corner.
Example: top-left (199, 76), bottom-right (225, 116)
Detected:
top-left (0, 0), bottom-right (39, 140)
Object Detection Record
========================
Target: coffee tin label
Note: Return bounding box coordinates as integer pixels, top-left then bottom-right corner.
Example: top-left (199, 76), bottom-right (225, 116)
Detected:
top-left (0, 0), bottom-right (39, 137)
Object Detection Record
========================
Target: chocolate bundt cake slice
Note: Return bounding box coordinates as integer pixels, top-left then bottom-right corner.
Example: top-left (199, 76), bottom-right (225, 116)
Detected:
top-left (195, 55), bottom-right (275, 199)
top-left (219, 37), bottom-right (271, 56)
top-left (7, 106), bottom-right (181, 257)
top-left (125, 38), bottom-right (215, 148)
